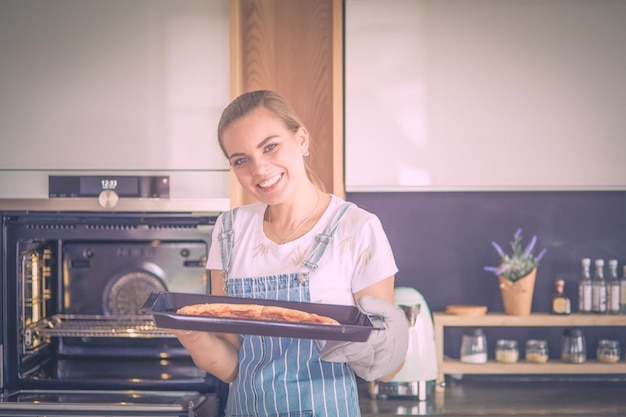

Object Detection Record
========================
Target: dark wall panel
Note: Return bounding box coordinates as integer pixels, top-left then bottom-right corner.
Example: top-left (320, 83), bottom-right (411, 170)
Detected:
top-left (347, 191), bottom-right (626, 366)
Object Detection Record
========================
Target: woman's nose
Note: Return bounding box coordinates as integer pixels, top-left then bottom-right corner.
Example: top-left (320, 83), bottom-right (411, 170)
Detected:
top-left (250, 157), bottom-right (270, 174)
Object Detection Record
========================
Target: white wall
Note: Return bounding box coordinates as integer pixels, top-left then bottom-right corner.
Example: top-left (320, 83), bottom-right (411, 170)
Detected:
top-left (346, 0), bottom-right (626, 191)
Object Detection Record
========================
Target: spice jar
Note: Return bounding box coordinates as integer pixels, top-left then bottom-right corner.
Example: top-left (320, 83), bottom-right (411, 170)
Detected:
top-left (525, 339), bottom-right (549, 363)
top-left (460, 328), bottom-right (488, 364)
top-left (495, 339), bottom-right (519, 363)
top-left (561, 328), bottom-right (586, 363)
top-left (597, 339), bottom-right (620, 363)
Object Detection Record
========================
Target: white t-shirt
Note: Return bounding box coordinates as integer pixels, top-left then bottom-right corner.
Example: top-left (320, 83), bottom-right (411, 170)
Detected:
top-left (206, 194), bottom-right (398, 306)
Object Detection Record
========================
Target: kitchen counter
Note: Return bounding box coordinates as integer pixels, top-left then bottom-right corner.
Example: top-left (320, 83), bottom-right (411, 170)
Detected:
top-left (359, 379), bottom-right (626, 416)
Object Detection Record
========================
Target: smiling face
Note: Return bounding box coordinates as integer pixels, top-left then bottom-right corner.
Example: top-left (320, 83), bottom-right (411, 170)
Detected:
top-left (221, 107), bottom-right (310, 205)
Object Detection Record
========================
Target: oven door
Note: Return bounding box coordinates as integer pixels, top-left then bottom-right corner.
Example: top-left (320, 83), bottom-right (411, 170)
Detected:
top-left (0, 389), bottom-right (219, 417)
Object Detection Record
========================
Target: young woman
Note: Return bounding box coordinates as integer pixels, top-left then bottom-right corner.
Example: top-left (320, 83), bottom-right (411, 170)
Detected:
top-left (172, 90), bottom-right (408, 417)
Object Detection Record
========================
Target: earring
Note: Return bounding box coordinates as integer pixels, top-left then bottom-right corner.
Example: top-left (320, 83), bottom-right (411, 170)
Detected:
top-left (303, 149), bottom-right (310, 157)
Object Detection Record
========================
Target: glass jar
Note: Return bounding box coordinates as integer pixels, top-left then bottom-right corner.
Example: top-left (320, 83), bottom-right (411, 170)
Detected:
top-left (597, 339), bottom-right (620, 363)
top-left (525, 339), bottom-right (549, 363)
top-left (460, 328), bottom-right (487, 364)
top-left (495, 339), bottom-right (519, 363)
top-left (561, 328), bottom-right (586, 363)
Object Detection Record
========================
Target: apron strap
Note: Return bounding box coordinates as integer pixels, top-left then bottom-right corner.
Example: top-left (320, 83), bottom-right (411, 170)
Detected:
top-left (218, 207), bottom-right (238, 280)
top-left (303, 202), bottom-right (354, 271)
top-left (218, 202), bottom-right (354, 279)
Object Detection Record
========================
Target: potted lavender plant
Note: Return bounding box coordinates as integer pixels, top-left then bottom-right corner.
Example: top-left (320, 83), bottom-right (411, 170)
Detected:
top-left (484, 228), bottom-right (547, 316)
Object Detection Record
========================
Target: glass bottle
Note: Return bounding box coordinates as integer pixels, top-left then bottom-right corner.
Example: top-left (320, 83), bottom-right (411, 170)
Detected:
top-left (551, 278), bottom-right (571, 315)
top-left (460, 328), bottom-right (488, 364)
top-left (606, 259), bottom-right (621, 314)
top-left (591, 259), bottom-right (606, 314)
top-left (495, 339), bottom-right (519, 363)
top-left (561, 328), bottom-right (586, 363)
top-left (578, 258), bottom-right (592, 314)
top-left (621, 265), bottom-right (626, 314)
top-left (525, 339), bottom-right (549, 363)
top-left (597, 339), bottom-right (620, 363)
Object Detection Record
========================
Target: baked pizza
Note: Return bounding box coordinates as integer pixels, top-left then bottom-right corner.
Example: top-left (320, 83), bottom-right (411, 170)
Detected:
top-left (176, 303), bottom-right (340, 326)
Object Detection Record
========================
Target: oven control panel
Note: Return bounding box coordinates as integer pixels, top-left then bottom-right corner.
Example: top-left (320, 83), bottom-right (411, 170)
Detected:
top-left (49, 175), bottom-right (170, 199)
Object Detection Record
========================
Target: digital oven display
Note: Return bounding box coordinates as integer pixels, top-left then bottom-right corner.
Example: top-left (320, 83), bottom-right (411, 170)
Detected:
top-left (79, 176), bottom-right (139, 196)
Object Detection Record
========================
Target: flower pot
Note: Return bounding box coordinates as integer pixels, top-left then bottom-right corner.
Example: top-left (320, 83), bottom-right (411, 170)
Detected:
top-left (498, 268), bottom-right (536, 316)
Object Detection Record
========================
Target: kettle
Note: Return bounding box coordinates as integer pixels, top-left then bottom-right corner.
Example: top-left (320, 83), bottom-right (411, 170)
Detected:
top-left (370, 286), bottom-right (438, 401)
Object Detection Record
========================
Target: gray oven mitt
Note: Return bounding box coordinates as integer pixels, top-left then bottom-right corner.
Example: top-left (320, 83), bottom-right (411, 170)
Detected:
top-left (320, 295), bottom-right (409, 381)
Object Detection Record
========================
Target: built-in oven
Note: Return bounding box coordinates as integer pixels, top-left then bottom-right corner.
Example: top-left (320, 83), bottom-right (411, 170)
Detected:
top-left (0, 211), bottom-right (226, 416)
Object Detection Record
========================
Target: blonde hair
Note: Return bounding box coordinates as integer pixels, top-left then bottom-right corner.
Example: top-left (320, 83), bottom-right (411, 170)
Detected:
top-left (218, 90), bottom-right (325, 191)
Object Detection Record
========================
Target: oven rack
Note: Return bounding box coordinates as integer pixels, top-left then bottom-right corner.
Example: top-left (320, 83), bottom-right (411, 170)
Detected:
top-left (25, 314), bottom-right (175, 340)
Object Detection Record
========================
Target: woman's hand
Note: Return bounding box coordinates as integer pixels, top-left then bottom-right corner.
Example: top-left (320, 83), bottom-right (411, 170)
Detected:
top-left (161, 270), bottom-right (242, 382)
top-left (165, 328), bottom-right (205, 343)
top-left (320, 295), bottom-right (408, 381)
top-left (164, 327), bottom-right (241, 383)
top-left (319, 276), bottom-right (407, 382)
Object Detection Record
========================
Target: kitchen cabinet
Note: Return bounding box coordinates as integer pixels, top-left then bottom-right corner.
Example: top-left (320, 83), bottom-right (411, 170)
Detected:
top-left (0, 0), bottom-right (231, 201)
top-left (433, 313), bottom-right (626, 391)
top-left (344, 0), bottom-right (626, 192)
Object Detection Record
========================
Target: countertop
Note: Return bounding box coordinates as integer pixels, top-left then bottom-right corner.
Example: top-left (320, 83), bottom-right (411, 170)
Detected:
top-left (358, 379), bottom-right (626, 416)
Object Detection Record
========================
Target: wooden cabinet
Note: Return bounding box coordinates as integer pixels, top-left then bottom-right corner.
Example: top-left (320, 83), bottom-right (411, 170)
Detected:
top-left (228, 0), bottom-right (344, 207)
top-left (433, 313), bottom-right (626, 390)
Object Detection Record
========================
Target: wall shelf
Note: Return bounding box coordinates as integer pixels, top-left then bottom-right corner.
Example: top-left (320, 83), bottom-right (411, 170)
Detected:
top-left (433, 313), bottom-right (626, 390)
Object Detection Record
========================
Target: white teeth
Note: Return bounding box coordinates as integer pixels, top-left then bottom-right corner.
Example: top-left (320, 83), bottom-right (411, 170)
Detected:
top-left (259, 174), bottom-right (280, 188)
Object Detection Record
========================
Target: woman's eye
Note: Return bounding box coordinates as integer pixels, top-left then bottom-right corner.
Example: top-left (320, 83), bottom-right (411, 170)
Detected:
top-left (264, 143), bottom-right (277, 153)
top-left (232, 157), bottom-right (248, 167)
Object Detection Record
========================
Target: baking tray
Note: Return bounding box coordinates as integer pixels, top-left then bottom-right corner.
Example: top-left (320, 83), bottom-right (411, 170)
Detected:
top-left (140, 292), bottom-right (378, 342)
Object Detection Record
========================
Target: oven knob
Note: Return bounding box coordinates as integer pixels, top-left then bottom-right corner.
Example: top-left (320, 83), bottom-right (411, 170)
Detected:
top-left (98, 189), bottom-right (119, 208)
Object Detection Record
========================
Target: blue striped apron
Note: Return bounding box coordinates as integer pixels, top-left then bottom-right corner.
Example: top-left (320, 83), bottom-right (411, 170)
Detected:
top-left (217, 202), bottom-right (360, 417)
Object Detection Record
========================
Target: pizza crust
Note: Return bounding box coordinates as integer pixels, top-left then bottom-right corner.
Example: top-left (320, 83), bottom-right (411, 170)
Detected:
top-left (177, 302), bottom-right (340, 326)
